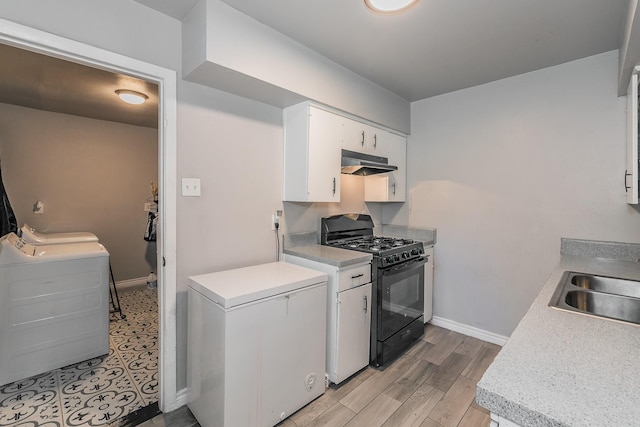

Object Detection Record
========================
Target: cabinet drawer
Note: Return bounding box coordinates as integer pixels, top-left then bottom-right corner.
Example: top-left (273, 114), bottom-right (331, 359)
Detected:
top-left (338, 264), bottom-right (371, 292)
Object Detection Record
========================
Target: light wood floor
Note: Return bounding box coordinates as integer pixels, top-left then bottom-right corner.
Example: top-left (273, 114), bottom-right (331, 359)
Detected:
top-left (278, 324), bottom-right (501, 427)
top-left (140, 324), bottom-right (501, 427)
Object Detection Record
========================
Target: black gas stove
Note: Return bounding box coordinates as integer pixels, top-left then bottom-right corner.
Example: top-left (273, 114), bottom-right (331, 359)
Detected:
top-left (321, 214), bottom-right (426, 367)
top-left (320, 215), bottom-right (425, 267)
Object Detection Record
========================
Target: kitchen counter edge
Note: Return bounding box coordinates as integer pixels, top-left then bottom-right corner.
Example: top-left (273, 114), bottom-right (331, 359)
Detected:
top-left (476, 254), bottom-right (640, 427)
top-left (283, 245), bottom-right (372, 267)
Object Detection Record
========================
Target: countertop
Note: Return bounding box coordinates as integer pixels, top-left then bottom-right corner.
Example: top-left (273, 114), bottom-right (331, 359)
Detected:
top-left (476, 254), bottom-right (640, 426)
top-left (282, 227), bottom-right (436, 268)
top-left (188, 261), bottom-right (328, 309)
top-left (283, 245), bottom-right (372, 267)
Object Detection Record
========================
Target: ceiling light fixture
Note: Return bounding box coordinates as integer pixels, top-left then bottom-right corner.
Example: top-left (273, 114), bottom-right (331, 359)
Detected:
top-left (115, 89), bottom-right (148, 105)
top-left (364, 0), bottom-right (418, 13)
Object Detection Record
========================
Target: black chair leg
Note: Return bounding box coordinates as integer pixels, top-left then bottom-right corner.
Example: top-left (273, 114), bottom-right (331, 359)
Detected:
top-left (109, 263), bottom-right (126, 320)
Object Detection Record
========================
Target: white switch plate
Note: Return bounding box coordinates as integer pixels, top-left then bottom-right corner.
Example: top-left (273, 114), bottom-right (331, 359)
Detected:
top-left (181, 178), bottom-right (201, 197)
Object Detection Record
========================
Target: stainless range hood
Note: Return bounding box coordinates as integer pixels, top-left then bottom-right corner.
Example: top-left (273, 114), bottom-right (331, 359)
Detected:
top-left (341, 149), bottom-right (398, 176)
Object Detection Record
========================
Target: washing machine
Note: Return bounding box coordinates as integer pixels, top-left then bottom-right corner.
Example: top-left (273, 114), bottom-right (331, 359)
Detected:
top-left (0, 232), bottom-right (110, 386)
top-left (20, 223), bottom-right (99, 245)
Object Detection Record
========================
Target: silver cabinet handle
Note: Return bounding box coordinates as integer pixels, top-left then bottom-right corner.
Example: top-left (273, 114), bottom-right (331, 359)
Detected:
top-left (351, 273), bottom-right (364, 279)
top-left (392, 183), bottom-right (396, 195)
top-left (361, 130), bottom-right (365, 147)
top-left (332, 177), bottom-right (336, 195)
top-left (363, 295), bottom-right (368, 313)
top-left (373, 134), bottom-right (377, 148)
top-left (625, 169), bottom-right (632, 192)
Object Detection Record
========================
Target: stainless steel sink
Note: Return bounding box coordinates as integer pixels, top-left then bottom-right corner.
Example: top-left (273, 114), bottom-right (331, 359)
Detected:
top-left (549, 271), bottom-right (640, 325)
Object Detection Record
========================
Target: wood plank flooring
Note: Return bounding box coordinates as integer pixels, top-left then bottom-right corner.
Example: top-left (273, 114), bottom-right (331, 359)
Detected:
top-left (140, 324), bottom-right (501, 427)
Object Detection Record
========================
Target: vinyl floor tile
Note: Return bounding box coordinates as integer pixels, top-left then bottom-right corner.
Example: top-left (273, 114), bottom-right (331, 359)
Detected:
top-left (0, 286), bottom-right (158, 427)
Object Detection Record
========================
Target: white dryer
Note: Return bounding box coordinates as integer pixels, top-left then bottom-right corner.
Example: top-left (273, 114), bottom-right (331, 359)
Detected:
top-left (0, 233), bottom-right (110, 386)
top-left (20, 223), bottom-right (99, 245)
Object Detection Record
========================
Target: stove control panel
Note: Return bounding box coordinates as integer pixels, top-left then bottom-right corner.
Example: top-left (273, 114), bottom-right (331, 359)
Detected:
top-left (380, 245), bottom-right (424, 267)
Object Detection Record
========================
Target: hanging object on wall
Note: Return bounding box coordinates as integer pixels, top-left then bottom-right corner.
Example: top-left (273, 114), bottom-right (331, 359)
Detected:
top-left (0, 158), bottom-right (17, 237)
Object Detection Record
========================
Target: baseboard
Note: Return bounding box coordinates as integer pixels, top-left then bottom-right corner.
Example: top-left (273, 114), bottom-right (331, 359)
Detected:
top-left (115, 277), bottom-right (148, 291)
top-left (175, 387), bottom-right (189, 408)
top-left (430, 316), bottom-right (508, 346)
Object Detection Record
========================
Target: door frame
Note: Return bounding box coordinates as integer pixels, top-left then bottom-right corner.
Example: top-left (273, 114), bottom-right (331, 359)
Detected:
top-left (0, 19), bottom-right (179, 411)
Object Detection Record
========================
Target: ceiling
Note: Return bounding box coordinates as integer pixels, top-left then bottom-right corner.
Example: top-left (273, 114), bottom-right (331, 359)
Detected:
top-left (0, 43), bottom-right (158, 128)
top-left (137, 0), bottom-right (630, 101)
top-left (0, 0), bottom-right (630, 128)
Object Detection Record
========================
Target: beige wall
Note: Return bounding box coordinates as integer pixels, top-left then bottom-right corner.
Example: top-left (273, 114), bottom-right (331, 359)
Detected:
top-left (0, 102), bottom-right (158, 281)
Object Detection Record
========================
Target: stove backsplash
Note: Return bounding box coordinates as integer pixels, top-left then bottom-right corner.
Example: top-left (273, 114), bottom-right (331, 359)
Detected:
top-left (382, 225), bottom-right (437, 245)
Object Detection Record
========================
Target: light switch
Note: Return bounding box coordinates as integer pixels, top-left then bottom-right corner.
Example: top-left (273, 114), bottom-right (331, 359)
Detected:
top-left (181, 178), bottom-right (201, 197)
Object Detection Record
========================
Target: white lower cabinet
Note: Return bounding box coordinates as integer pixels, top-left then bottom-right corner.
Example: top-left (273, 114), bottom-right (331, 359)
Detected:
top-left (284, 255), bottom-right (372, 384)
top-left (335, 282), bottom-right (372, 383)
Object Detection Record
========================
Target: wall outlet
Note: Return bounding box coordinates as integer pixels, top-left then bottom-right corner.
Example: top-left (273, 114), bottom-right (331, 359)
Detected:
top-left (271, 213), bottom-right (279, 231)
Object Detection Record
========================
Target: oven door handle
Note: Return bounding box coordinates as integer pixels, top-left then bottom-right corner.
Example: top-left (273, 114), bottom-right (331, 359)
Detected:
top-left (382, 256), bottom-right (427, 275)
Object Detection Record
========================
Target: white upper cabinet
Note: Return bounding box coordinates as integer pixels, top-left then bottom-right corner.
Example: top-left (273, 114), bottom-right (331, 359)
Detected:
top-left (364, 132), bottom-right (407, 202)
top-left (626, 70), bottom-right (639, 205)
top-left (283, 101), bottom-right (407, 203)
top-left (284, 103), bottom-right (342, 202)
top-left (342, 120), bottom-right (387, 155)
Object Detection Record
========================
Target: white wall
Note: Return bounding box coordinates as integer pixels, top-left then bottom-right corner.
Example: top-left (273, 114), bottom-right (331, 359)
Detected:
top-left (183, 0), bottom-right (410, 133)
top-left (385, 51), bottom-right (640, 337)
top-left (0, 0), bottom-right (379, 392)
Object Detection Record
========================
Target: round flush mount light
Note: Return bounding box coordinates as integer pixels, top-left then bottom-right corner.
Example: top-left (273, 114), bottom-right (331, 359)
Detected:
top-left (115, 89), bottom-right (148, 105)
top-left (364, 0), bottom-right (418, 13)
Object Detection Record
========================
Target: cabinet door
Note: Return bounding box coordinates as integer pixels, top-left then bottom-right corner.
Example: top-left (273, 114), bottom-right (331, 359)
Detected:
top-left (308, 107), bottom-right (342, 201)
top-left (341, 119), bottom-right (383, 153)
top-left (386, 133), bottom-right (406, 202)
top-left (627, 71), bottom-right (638, 204)
top-left (364, 132), bottom-right (406, 202)
top-left (335, 283), bottom-right (372, 384)
top-left (342, 117), bottom-right (369, 152)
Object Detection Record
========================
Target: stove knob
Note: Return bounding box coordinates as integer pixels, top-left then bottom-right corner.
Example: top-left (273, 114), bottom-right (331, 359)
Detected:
top-left (411, 248), bottom-right (419, 256)
top-left (385, 256), bottom-right (393, 264)
top-left (394, 254), bottom-right (400, 262)
top-left (402, 252), bottom-right (409, 259)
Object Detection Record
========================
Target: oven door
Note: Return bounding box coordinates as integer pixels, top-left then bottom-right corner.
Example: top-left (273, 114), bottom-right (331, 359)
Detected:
top-left (378, 256), bottom-right (426, 341)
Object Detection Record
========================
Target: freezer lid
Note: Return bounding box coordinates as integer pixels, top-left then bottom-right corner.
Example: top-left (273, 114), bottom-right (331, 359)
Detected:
top-left (188, 261), bottom-right (328, 309)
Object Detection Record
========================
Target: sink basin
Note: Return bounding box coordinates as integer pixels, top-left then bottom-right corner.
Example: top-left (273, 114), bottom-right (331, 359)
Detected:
top-left (549, 272), bottom-right (640, 325)
top-left (570, 274), bottom-right (640, 298)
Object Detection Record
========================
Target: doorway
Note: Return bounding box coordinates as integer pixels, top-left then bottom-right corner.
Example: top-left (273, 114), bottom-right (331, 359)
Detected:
top-left (0, 17), bottom-right (178, 416)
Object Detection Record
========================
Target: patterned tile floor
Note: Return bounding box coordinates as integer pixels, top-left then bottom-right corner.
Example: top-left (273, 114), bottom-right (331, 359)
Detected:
top-left (0, 286), bottom-right (158, 427)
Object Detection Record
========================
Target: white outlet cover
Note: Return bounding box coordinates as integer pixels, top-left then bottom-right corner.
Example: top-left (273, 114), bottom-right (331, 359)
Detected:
top-left (181, 178), bottom-right (201, 197)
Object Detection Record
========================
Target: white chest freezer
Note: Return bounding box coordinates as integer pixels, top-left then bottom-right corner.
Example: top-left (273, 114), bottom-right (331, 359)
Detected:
top-left (187, 261), bottom-right (328, 427)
